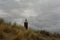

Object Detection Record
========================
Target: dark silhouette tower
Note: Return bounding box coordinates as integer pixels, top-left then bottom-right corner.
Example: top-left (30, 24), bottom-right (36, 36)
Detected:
top-left (24, 19), bottom-right (28, 29)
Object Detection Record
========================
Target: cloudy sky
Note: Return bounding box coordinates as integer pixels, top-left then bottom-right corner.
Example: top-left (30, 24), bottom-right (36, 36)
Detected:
top-left (0, 0), bottom-right (60, 32)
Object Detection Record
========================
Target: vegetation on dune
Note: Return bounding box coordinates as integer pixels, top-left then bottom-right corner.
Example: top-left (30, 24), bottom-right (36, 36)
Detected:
top-left (0, 18), bottom-right (60, 40)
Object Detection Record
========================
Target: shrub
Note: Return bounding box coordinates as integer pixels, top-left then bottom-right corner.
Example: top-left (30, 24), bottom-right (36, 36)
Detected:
top-left (40, 30), bottom-right (50, 37)
top-left (0, 18), bottom-right (4, 24)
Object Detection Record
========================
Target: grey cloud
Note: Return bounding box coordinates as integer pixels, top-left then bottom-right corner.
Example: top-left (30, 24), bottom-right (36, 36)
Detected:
top-left (0, 0), bottom-right (60, 32)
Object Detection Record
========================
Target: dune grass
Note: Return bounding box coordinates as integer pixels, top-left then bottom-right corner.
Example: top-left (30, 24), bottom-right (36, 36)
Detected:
top-left (0, 18), bottom-right (60, 40)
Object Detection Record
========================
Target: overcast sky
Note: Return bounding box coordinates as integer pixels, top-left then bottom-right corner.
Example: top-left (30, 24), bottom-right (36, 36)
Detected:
top-left (0, 0), bottom-right (60, 32)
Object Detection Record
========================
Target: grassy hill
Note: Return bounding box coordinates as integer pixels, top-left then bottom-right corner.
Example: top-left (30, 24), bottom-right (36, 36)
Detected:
top-left (0, 18), bottom-right (60, 40)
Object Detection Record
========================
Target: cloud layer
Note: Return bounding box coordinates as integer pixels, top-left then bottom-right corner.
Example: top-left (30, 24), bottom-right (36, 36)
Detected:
top-left (0, 0), bottom-right (60, 32)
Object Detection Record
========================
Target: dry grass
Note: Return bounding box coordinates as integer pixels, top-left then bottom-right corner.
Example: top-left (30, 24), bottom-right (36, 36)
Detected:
top-left (0, 18), bottom-right (60, 40)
